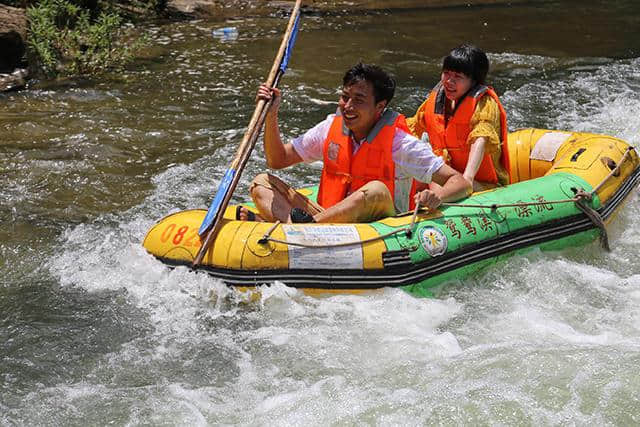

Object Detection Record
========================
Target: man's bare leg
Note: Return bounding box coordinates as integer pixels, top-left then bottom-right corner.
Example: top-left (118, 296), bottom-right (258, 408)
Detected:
top-left (242, 175), bottom-right (394, 224)
top-left (250, 180), bottom-right (294, 222)
top-left (313, 180), bottom-right (396, 223)
top-left (247, 173), bottom-right (323, 223)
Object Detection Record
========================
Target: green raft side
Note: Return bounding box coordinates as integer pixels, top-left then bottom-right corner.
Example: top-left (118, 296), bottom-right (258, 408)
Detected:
top-left (369, 172), bottom-right (601, 297)
top-left (400, 229), bottom-right (599, 297)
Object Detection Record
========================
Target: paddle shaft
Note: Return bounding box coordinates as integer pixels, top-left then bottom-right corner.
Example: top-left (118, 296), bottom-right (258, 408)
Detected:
top-left (194, 72), bottom-right (282, 266)
top-left (193, 0), bottom-right (302, 266)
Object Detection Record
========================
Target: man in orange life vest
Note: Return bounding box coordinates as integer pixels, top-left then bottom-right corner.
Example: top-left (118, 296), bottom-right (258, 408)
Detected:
top-left (238, 63), bottom-right (471, 224)
top-left (407, 45), bottom-right (510, 192)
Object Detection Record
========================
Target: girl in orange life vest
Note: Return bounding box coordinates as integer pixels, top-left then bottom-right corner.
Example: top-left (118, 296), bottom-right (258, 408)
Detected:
top-left (407, 44), bottom-right (509, 191)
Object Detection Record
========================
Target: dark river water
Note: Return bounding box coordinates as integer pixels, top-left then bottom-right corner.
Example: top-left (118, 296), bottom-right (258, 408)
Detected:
top-left (2, 0), bottom-right (640, 424)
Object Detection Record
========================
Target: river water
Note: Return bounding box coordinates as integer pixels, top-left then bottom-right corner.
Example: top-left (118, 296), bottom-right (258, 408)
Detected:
top-left (2, 0), bottom-right (640, 424)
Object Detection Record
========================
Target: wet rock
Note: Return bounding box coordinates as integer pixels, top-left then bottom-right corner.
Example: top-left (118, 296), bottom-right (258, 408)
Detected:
top-left (0, 68), bottom-right (28, 92)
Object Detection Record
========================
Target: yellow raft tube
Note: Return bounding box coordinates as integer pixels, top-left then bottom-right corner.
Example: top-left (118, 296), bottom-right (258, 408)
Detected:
top-left (143, 129), bottom-right (639, 294)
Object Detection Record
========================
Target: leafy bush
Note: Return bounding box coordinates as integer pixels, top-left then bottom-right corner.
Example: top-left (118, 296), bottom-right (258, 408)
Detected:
top-left (26, 0), bottom-right (156, 77)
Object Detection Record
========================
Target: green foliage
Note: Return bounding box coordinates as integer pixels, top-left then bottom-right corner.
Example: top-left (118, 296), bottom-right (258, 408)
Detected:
top-left (25, 0), bottom-right (154, 77)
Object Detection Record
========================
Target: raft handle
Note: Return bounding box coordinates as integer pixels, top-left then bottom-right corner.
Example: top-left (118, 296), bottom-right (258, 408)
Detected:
top-left (602, 157), bottom-right (620, 176)
top-left (570, 148), bottom-right (587, 162)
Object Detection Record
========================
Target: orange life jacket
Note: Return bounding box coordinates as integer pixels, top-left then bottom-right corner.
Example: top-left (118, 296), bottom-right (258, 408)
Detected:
top-left (423, 83), bottom-right (510, 184)
top-left (318, 110), bottom-right (416, 210)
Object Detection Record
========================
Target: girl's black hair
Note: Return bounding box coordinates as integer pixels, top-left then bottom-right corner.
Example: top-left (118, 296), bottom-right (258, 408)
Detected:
top-left (442, 44), bottom-right (489, 85)
top-left (343, 63), bottom-right (396, 104)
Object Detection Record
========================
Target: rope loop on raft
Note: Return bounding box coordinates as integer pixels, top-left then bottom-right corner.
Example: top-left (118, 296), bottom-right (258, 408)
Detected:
top-left (257, 148), bottom-right (634, 250)
top-left (574, 193), bottom-right (610, 251)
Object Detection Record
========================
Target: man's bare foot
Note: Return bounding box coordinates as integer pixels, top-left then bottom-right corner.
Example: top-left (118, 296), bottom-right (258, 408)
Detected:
top-left (235, 205), bottom-right (263, 222)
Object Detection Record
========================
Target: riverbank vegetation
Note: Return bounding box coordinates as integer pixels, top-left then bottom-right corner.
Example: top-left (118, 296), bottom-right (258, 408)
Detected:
top-left (22, 0), bottom-right (166, 77)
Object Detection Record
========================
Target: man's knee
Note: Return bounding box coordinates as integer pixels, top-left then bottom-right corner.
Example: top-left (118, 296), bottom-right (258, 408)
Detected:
top-left (251, 173), bottom-right (271, 187)
top-left (249, 173), bottom-right (272, 197)
top-left (359, 180), bottom-right (392, 204)
top-left (354, 180), bottom-right (396, 221)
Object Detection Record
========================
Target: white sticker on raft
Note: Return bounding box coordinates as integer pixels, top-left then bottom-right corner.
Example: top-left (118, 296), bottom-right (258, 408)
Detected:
top-left (419, 226), bottom-right (448, 257)
top-left (530, 131), bottom-right (573, 161)
top-left (283, 225), bottom-right (364, 270)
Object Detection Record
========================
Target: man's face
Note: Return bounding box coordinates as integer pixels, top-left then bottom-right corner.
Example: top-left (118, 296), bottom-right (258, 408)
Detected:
top-left (338, 80), bottom-right (386, 139)
top-left (441, 70), bottom-right (473, 102)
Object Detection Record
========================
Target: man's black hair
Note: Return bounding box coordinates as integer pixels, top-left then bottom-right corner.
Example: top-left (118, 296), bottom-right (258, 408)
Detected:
top-left (342, 63), bottom-right (396, 105)
top-left (442, 44), bottom-right (489, 85)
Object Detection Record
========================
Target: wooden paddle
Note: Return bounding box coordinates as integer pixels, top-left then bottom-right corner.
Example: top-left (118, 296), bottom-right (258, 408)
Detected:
top-left (193, 0), bottom-right (303, 267)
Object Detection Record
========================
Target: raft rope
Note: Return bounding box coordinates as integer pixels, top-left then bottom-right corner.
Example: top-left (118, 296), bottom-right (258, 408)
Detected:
top-left (258, 147), bottom-right (635, 250)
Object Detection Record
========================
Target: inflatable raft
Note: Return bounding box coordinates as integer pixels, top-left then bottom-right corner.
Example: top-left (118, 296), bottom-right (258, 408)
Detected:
top-left (143, 129), bottom-right (640, 295)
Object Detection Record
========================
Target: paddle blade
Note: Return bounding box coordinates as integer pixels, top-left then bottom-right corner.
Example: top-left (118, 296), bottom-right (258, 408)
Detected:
top-left (279, 12), bottom-right (300, 73)
top-left (198, 168), bottom-right (236, 236)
